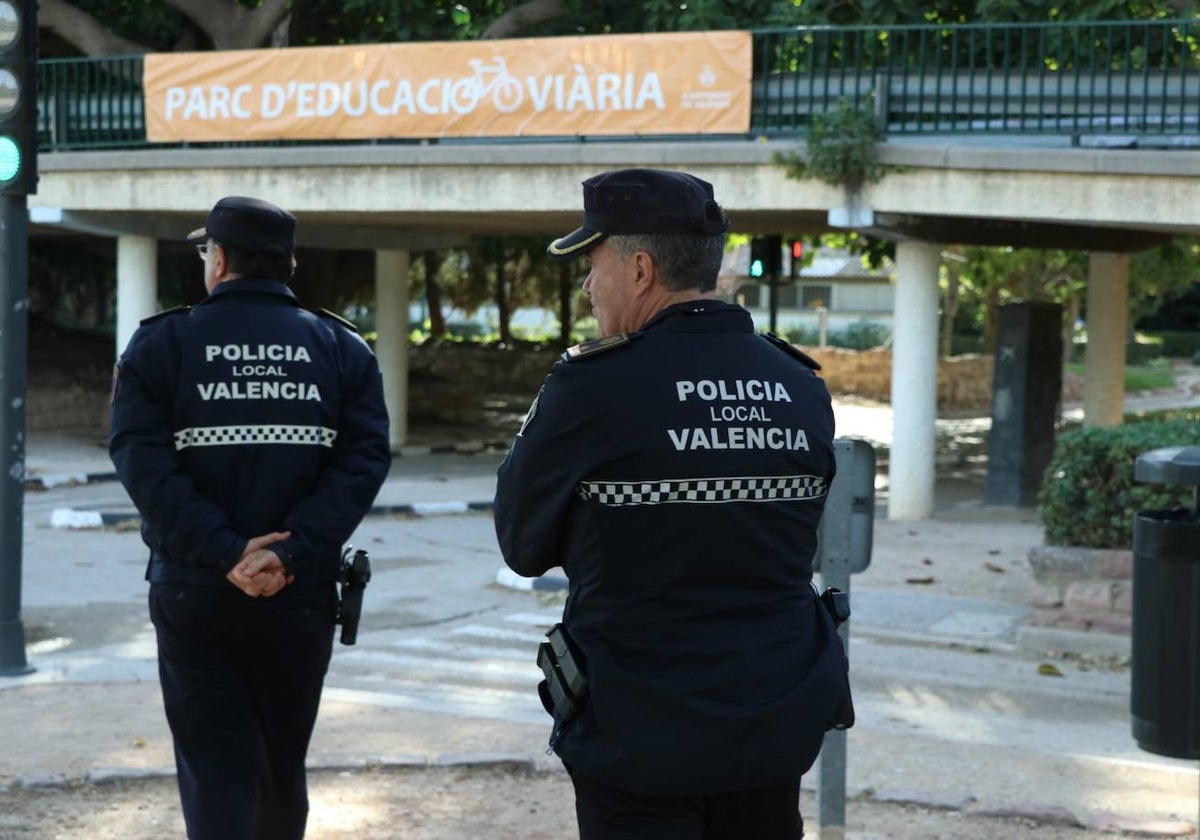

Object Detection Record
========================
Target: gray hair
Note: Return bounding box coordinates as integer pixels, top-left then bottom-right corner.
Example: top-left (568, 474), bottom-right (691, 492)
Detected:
top-left (607, 231), bottom-right (727, 292)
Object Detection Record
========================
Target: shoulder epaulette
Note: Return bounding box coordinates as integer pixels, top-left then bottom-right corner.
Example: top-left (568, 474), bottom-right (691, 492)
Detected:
top-left (313, 308), bottom-right (360, 333)
top-left (562, 333), bottom-right (632, 362)
top-left (139, 305), bottom-right (190, 325)
top-left (763, 332), bottom-right (821, 371)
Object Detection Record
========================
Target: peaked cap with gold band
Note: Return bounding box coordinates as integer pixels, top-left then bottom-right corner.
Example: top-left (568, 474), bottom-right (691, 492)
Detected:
top-left (547, 168), bottom-right (731, 261)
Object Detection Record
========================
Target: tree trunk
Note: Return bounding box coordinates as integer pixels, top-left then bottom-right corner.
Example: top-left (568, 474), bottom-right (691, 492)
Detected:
top-left (481, 0), bottom-right (568, 39)
top-left (494, 249), bottom-right (511, 344)
top-left (983, 285), bottom-right (1000, 355)
top-left (1064, 294), bottom-right (1080, 366)
top-left (166, 0), bottom-right (292, 50)
top-left (41, 0), bottom-right (150, 56)
top-left (558, 261), bottom-right (573, 350)
top-left (421, 251), bottom-right (447, 339)
top-left (939, 268), bottom-right (959, 358)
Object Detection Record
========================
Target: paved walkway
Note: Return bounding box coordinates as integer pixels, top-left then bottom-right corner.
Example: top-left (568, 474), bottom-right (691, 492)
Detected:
top-left (5, 393), bottom-right (1196, 838)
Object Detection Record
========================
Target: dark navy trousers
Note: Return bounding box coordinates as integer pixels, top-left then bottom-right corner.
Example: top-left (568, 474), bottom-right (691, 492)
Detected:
top-left (150, 582), bottom-right (336, 840)
top-left (571, 770), bottom-right (804, 840)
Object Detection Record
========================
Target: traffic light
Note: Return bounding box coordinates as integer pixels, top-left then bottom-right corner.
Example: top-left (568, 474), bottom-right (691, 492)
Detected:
top-left (0, 1), bottom-right (36, 196)
top-left (749, 245), bottom-right (764, 278)
top-left (749, 235), bottom-right (782, 279)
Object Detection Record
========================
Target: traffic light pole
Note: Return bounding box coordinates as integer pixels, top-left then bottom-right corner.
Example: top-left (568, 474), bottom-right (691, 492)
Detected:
top-left (0, 192), bottom-right (31, 676)
top-left (768, 267), bottom-right (780, 334)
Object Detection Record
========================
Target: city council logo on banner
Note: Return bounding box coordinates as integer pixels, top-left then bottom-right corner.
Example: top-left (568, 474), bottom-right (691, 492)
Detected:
top-left (144, 32), bottom-right (751, 143)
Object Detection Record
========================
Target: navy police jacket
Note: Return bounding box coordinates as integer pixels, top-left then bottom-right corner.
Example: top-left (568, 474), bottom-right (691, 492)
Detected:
top-left (495, 299), bottom-right (847, 796)
top-left (110, 278), bottom-right (391, 587)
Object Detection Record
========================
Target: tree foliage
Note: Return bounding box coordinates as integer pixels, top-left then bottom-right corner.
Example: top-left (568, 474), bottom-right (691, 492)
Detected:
top-left (44, 0), bottom-right (794, 56)
top-left (774, 0), bottom-right (1197, 26)
top-left (777, 96), bottom-right (886, 196)
top-left (41, 0), bottom-right (289, 55)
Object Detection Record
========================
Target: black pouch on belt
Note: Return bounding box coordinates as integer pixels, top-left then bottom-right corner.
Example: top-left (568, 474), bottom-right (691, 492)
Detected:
top-left (819, 587), bottom-right (856, 731)
top-left (536, 623), bottom-right (588, 722)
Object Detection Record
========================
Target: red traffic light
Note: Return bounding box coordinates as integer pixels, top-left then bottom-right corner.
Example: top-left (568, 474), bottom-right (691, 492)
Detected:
top-left (791, 239), bottom-right (803, 260)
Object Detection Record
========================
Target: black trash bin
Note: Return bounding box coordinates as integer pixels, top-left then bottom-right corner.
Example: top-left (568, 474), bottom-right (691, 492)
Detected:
top-left (1131, 446), bottom-right (1200, 760)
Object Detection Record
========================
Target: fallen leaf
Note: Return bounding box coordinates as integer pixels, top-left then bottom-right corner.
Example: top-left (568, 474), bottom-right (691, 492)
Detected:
top-left (1037, 663), bottom-right (1064, 677)
top-left (905, 576), bottom-right (935, 585)
top-left (132, 736), bottom-right (147, 748)
top-left (984, 562), bottom-right (1005, 573)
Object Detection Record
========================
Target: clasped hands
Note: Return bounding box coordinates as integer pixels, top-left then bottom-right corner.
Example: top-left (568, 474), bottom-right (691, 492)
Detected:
top-left (226, 531), bottom-right (294, 598)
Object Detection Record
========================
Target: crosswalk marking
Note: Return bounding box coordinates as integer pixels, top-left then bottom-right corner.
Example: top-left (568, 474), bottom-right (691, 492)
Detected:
top-left (335, 649), bottom-right (540, 683)
top-left (501, 611), bottom-right (563, 626)
top-left (451, 624), bottom-right (548, 644)
top-left (390, 636), bottom-right (539, 663)
top-left (324, 610), bottom-right (561, 727)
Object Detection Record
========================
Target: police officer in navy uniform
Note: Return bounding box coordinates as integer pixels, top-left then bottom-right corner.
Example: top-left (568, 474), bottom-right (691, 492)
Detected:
top-left (109, 196), bottom-right (391, 840)
top-left (494, 169), bottom-right (849, 840)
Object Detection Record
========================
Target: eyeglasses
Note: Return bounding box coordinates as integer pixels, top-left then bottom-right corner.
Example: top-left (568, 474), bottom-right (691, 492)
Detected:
top-left (195, 243), bottom-right (209, 260)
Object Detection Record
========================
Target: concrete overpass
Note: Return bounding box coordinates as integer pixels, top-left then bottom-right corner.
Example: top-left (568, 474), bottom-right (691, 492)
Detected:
top-left (30, 136), bottom-right (1200, 518)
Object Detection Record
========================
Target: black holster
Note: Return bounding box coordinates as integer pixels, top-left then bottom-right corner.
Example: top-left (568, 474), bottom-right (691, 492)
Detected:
top-left (337, 548), bottom-right (371, 646)
top-left (537, 623), bottom-right (588, 722)
top-left (819, 586), bottom-right (856, 731)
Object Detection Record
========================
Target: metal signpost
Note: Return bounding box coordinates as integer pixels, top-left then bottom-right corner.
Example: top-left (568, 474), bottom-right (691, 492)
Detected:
top-left (813, 438), bottom-right (877, 839)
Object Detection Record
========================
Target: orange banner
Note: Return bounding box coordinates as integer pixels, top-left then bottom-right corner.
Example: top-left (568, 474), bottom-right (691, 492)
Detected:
top-left (143, 32), bottom-right (751, 143)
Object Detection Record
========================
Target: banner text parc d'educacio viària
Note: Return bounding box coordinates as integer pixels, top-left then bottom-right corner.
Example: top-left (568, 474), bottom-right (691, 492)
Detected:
top-left (144, 31), bottom-right (751, 142)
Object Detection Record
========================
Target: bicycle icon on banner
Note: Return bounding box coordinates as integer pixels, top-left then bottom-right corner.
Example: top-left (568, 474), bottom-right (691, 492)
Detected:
top-left (448, 57), bottom-right (525, 113)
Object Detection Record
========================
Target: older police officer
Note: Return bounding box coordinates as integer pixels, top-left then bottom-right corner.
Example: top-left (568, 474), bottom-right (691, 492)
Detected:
top-left (494, 169), bottom-right (849, 840)
top-left (110, 196), bottom-right (391, 840)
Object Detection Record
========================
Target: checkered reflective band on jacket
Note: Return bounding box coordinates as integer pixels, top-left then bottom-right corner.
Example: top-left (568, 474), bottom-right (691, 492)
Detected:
top-left (174, 424), bottom-right (338, 450)
top-left (577, 474), bottom-right (827, 506)
top-left (109, 277), bottom-right (391, 586)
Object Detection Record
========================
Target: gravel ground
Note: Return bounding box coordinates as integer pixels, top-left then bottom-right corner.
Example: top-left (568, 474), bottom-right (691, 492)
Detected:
top-left (0, 764), bottom-right (1129, 840)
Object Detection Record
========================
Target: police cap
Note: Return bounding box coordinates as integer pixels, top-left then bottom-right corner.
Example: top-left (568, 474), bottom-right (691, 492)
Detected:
top-left (547, 168), bottom-right (730, 261)
top-left (187, 196), bottom-right (296, 258)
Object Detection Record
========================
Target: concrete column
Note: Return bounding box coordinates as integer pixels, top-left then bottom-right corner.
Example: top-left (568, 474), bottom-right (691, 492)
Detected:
top-left (115, 235), bottom-right (158, 359)
top-left (1084, 252), bottom-right (1129, 428)
top-left (375, 249), bottom-right (410, 449)
top-left (888, 240), bottom-right (942, 520)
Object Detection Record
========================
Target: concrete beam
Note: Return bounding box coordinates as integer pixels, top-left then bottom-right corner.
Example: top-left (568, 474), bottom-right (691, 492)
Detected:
top-left (30, 207), bottom-right (468, 251)
top-left (31, 142), bottom-right (1200, 240)
top-left (868, 213), bottom-right (1172, 252)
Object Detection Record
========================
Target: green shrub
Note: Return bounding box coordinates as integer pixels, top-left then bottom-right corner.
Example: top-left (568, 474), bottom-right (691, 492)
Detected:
top-left (1038, 420), bottom-right (1200, 549)
top-left (1144, 330), bottom-right (1200, 358)
top-left (949, 333), bottom-right (985, 356)
top-left (1125, 342), bottom-right (1162, 366)
top-left (1070, 342), bottom-right (1162, 365)
top-left (780, 326), bottom-right (821, 345)
top-left (831, 319), bottom-right (891, 350)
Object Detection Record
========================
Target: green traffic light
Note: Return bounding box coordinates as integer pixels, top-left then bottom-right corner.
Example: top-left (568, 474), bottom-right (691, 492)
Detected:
top-left (0, 135), bottom-right (18, 182)
top-left (749, 259), bottom-right (764, 279)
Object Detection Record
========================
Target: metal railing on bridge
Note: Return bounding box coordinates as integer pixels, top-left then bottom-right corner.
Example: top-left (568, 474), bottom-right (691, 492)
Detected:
top-left (34, 19), bottom-right (1200, 152)
top-left (751, 19), bottom-right (1200, 143)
